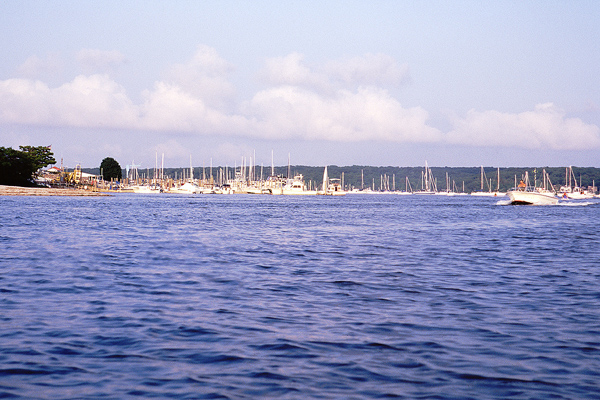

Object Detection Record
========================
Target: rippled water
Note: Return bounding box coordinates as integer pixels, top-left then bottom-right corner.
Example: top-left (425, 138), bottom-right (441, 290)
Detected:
top-left (1, 194), bottom-right (600, 399)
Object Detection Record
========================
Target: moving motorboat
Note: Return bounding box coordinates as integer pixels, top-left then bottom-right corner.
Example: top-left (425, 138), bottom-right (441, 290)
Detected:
top-left (507, 170), bottom-right (558, 205)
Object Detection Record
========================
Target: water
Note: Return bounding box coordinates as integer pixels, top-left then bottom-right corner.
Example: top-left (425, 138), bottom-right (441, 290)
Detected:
top-left (1, 194), bottom-right (600, 399)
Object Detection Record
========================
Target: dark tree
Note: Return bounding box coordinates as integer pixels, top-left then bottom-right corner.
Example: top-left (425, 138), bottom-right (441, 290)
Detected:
top-left (0, 145), bottom-right (56, 186)
top-left (100, 157), bottom-right (122, 181)
top-left (19, 145), bottom-right (56, 171)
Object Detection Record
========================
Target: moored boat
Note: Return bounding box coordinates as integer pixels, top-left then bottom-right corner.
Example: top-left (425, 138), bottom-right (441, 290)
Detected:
top-left (281, 174), bottom-right (317, 195)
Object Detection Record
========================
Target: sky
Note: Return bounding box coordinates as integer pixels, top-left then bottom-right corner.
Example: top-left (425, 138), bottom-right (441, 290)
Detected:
top-left (1, 0), bottom-right (599, 169)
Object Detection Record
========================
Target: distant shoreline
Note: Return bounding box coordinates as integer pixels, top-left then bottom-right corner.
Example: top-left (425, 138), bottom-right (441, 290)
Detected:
top-left (0, 185), bottom-right (109, 197)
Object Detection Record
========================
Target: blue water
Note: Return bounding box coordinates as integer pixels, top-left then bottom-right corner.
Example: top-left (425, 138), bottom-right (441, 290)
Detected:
top-left (1, 194), bottom-right (600, 399)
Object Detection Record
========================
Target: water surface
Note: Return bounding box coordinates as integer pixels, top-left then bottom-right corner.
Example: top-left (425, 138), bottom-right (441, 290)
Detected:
top-left (1, 194), bottom-right (599, 399)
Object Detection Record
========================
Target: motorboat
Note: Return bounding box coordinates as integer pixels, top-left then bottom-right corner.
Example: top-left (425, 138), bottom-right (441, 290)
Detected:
top-left (282, 174), bottom-right (317, 195)
top-left (131, 184), bottom-right (162, 193)
top-left (508, 189), bottom-right (558, 205)
top-left (318, 167), bottom-right (346, 195)
top-left (507, 171), bottom-right (557, 205)
top-left (168, 181), bottom-right (201, 194)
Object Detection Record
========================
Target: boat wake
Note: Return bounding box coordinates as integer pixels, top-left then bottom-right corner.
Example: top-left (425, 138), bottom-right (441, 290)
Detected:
top-left (497, 199), bottom-right (598, 207)
top-left (558, 201), bottom-right (596, 207)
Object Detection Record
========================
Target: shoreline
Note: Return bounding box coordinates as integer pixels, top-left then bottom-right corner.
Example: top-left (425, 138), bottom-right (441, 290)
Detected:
top-left (0, 185), bottom-right (110, 197)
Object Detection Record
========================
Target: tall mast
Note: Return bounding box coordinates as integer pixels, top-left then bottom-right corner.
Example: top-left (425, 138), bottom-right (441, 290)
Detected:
top-left (481, 166), bottom-right (484, 191)
top-left (497, 167), bottom-right (500, 192)
top-left (361, 169), bottom-right (364, 189)
top-left (425, 161), bottom-right (429, 191)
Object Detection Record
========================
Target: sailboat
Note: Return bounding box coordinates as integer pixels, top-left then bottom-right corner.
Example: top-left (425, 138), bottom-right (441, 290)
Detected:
top-left (436, 172), bottom-right (456, 196)
top-left (558, 166), bottom-right (594, 199)
top-left (397, 176), bottom-right (413, 195)
top-left (471, 166), bottom-right (505, 196)
top-left (413, 161), bottom-right (436, 194)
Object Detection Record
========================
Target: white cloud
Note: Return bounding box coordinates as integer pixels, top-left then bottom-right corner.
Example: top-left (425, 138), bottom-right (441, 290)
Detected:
top-left (4, 47), bottom-right (597, 153)
top-left (54, 75), bottom-right (138, 128)
top-left (0, 79), bottom-right (52, 124)
top-left (139, 81), bottom-right (249, 134)
top-left (261, 53), bottom-right (328, 90)
top-left (446, 103), bottom-right (600, 150)
top-left (16, 53), bottom-right (62, 80)
top-left (1, 47), bottom-right (433, 143)
top-left (0, 75), bottom-right (138, 128)
top-left (0, 73), bottom-right (246, 135)
top-left (77, 49), bottom-right (126, 73)
top-left (250, 53), bottom-right (433, 142)
top-left (260, 52), bottom-right (410, 92)
top-left (165, 45), bottom-right (236, 109)
top-left (244, 85), bottom-right (441, 142)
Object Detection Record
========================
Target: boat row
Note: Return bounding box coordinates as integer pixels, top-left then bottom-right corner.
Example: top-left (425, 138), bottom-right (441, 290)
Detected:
top-left (122, 165), bottom-right (346, 196)
top-left (102, 158), bottom-right (598, 202)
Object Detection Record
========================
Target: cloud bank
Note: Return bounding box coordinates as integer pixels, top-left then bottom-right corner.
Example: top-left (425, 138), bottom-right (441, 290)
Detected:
top-left (1, 46), bottom-right (599, 150)
top-left (447, 103), bottom-right (600, 149)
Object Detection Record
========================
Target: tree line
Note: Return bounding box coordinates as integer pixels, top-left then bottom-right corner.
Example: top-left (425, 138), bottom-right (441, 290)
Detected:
top-left (81, 163), bottom-right (600, 193)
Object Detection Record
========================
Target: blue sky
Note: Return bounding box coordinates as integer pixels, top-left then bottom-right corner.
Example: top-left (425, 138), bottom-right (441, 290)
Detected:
top-left (1, 0), bottom-right (599, 168)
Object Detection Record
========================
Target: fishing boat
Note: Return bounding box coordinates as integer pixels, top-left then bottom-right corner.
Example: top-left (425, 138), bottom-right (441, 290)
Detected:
top-left (507, 171), bottom-right (558, 205)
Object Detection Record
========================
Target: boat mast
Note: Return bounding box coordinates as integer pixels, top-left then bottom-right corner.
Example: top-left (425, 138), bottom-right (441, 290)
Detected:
top-left (424, 161), bottom-right (429, 191)
top-left (481, 166), bottom-right (484, 191)
top-left (497, 167), bottom-right (500, 192)
top-left (361, 169), bottom-right (364, 190)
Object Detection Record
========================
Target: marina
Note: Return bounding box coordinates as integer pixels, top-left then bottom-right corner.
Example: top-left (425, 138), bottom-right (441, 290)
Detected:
top-left (22, 161), bottom-right (600, 204)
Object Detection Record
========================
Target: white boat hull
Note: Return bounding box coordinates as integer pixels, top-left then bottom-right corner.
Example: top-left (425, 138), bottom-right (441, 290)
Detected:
top-left (132, 185), bottom-right (162, 193)
top-left (507, 190), bottom-right (558, 205)
top-left (563, 191), bottom-right (594, 200)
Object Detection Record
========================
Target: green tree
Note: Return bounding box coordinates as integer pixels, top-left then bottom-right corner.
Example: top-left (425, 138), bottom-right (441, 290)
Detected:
top-left (100, 157), bottom-right (122, 181)
top-left (19, 145), bottom-right (56, 171)
top-left (0, 145), bottom-right (55, 186)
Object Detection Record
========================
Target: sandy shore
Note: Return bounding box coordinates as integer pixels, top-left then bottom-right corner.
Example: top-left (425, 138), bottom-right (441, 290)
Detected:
top-left (0, 185), bottom-right (110, 196)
